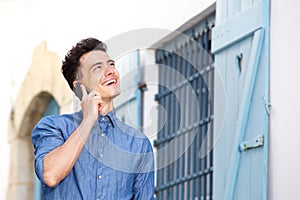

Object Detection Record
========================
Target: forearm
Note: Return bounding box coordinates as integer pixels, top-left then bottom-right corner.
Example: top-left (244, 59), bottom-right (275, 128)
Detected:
top-left (43, 119), bottom-right (94, 187)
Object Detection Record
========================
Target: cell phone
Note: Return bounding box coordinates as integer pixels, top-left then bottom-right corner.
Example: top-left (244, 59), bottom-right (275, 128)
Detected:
top-left (74, 82), bottom-right (89, 100)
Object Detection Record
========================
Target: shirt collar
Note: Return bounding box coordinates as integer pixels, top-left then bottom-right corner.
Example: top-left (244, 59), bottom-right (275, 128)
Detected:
top-left (97, 110), bottom-right (116, 128)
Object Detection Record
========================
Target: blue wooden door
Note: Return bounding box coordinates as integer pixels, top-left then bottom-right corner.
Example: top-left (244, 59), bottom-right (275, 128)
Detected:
top-left (212, 0), bottom-right (269, 199)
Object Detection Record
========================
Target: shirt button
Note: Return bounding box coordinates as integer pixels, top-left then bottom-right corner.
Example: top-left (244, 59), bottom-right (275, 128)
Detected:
top-left (102, 117), bottom-right (105, 121)
top-left (108, 123), bottom-right (111, 127)
top-left (100, 154), bottom-right (103, 158)
top-left (98, 175), bottom-right (102, 179)
top-left (101, 133), bottom-right (105, 137)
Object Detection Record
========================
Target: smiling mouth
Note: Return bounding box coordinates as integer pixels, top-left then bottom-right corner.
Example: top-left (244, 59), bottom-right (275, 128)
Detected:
top-left (102, 79), bottom-right (117, 86)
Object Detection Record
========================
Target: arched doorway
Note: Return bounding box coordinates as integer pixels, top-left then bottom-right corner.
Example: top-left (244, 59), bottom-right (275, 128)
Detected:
top-left (8, 92), bottom-right (59, 199)
top-left (7, 41), bottom-right (72, 199)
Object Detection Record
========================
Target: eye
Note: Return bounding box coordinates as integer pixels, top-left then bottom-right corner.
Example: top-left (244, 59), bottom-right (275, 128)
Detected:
top-left (109, 61), bottom-right (115, 67)
top-left (93, 65), bottom-right (102, 71)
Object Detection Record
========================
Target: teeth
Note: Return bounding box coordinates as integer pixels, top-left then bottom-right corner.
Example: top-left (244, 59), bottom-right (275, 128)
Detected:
top-left (105, 79), bottom-right (116, 86)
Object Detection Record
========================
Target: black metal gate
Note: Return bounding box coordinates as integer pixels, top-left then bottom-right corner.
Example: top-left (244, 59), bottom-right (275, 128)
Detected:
top-left (154, 12), bottom-right (215, 200)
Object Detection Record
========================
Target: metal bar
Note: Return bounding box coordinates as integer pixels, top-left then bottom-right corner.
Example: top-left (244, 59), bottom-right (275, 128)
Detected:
top-left (175, 47), bottom-right (182, 200)
top-left (178, 43), bottom-right (184, 200)
top-left (169, 52), bottom-right (176, 200)
top-left (197, 32), bottom-right (204, 199)
top-left (203, 26), bottom-right (209, 200)
top-left (191, 36), bottom-right (198, 200)
top-left (166, 52), bottom-right (172, 200)
top-left (160, 54), bottom-right (167, 200)
top-left (170, 52), bottom-right (175, 199)
top-left (209, 35), bottom-right (215, 200)
top-left (159, 53), bottom-right (168, 200)
top-left (155, 167), bottom-right (213, 192)
top-left (180, 42), bottom-right (188, 200)
top-left (157, 51), bottom-right (164, 97)
top-left (186, 39), bottom-right (192, 200)
top-left (154, 52), bottom-right (161, 199)
top-left (164, 52), bottom-right (170, 200)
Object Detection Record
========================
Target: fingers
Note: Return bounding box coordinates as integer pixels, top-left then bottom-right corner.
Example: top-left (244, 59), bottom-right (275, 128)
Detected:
top-left (80, 87), bottom-right (103, 110)
top-left (93, 92), bottom-right (103, 109)
top-left (80, 84), bottom-right (88, 99)
top-left (80, 89), bottom-right (103, 121)
top-left (80, 84), bottom-right (102, 99)
top-left (93, 92), bottom-right (103, 113)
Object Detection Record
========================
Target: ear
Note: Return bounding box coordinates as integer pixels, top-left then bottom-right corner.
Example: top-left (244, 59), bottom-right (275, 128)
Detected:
top-left (73, 81), bottom-right (79, 89)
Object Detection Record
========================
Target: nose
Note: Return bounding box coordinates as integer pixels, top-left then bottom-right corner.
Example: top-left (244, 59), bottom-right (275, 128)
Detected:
top-left (104, 65), bottom-right (114, 76)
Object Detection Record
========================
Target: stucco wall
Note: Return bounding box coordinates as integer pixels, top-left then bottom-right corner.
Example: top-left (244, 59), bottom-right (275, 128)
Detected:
top-left (269, 0), bottom-right (300, 199)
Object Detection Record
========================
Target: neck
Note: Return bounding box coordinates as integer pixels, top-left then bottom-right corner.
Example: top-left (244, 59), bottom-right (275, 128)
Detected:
top-left (99, 100), bottom-right (114, 116)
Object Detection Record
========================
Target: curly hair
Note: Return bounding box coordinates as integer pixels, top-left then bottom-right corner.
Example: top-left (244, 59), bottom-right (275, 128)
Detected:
top-left (61, 37), bottom-right (107, 90)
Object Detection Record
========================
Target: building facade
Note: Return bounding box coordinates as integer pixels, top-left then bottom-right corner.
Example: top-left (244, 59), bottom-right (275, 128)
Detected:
top-left (5, 0), bottom-right (300, 199)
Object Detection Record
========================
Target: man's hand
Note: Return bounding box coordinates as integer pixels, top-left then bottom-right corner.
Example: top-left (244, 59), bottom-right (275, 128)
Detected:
top-left (80, 84), bottom-right (103, 125)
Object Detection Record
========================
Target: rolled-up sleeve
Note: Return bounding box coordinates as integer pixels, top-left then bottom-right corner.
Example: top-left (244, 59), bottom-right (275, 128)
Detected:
top-left (31, 116), bottom-right (65, 185)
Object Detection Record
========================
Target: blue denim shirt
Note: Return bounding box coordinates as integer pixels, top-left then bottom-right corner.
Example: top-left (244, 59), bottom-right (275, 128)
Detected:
top-left (32, 110), bottom-right (156, 200)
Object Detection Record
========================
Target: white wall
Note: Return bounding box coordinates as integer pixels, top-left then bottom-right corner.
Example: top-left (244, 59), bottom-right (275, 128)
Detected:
top-left (269, 0), bottom-right (300, 199)
top-left (139, 49), bottom-right (158, 145)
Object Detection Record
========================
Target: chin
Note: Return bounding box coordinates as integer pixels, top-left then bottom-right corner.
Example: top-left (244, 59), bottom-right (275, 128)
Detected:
top-left (104, 89), bottom-right (121, 99)
top-left (112, 89), bottom-right (121, 98)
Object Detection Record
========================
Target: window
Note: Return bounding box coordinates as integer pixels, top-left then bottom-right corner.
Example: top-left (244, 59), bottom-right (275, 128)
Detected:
top-left (154, 13), bottom-right (215, 200)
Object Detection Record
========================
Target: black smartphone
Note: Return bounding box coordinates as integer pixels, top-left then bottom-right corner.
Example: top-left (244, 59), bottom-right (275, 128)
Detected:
top-left (74, 82), bottom-right (89, 100)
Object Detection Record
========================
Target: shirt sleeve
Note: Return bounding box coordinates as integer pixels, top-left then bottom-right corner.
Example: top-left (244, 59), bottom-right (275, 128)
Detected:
top-left (31, 115), bottom-right (65, 185)
top-left (132, 138), bottom-right (156, 200)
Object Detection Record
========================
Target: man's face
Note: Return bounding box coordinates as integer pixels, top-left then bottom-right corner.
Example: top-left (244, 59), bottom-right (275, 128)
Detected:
top-left (77, 50), bottom-right (121, 101)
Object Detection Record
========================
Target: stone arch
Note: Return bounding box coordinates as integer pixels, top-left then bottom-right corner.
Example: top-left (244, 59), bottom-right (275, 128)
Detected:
top-left (19, 92), bottom-right (53, 138)
top-left (7, 41), bottom-right (73, 199)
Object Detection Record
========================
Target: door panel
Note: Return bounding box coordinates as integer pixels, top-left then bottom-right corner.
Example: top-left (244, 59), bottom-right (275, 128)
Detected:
top-left (212, 1), bottom-right (269, 200)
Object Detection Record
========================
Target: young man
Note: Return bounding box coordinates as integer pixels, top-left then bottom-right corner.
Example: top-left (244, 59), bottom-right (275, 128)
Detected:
top-left (32, 38), bottom-right (156, 199)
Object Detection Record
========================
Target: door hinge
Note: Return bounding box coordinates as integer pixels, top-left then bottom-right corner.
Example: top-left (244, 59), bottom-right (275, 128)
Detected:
top-left (239, 135), bottom-right (264, 152)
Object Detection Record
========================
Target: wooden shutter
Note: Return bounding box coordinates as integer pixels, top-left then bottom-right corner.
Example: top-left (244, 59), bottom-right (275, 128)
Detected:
top-left (212, 1), bottom-right (270, 199)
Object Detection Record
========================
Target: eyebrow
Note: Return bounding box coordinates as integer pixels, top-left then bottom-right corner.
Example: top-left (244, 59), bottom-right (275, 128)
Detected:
top-left (90, 59), bottom-right (115, 68)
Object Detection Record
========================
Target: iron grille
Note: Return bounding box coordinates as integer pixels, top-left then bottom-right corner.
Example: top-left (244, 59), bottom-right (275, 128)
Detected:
top-left (154, 13), bottom-right (215, 200)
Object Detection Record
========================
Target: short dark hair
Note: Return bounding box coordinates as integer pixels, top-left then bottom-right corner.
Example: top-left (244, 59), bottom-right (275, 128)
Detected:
top-left (61, 37), bottom-right (107, 90)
